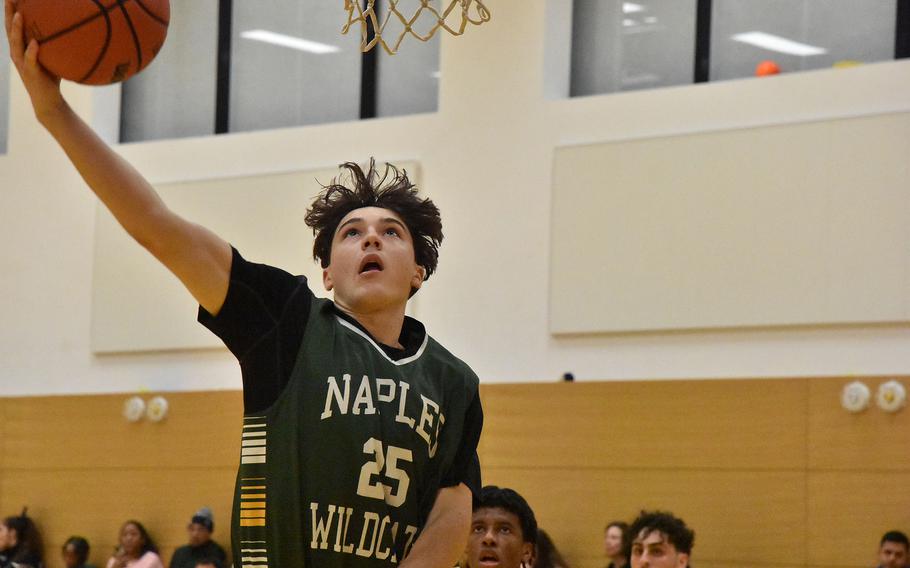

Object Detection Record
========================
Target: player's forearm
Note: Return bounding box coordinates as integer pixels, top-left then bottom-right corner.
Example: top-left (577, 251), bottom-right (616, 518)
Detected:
top-left (37, 100), bottom-right (232, 314)
top-left (400, 486), bottom-right (471, 568)
top-left (38, 100), bottom-right (173, 249)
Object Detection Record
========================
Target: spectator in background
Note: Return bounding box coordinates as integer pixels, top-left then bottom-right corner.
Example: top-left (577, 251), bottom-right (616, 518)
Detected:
top-left (105, 521), bottom-right (163, 568)
top-left (604, 521), bottom-right (628, 568)
top-left (62, 537), bottom-right (96, 568)
top-left (534, 529), bottom-right (571, 568)
top-left (0, 510), bottom-right (44, 568)
top-left (169, 508), bottom-right (226, 568)
top-left (465, 486), bottom-right (537, 568)
top-left (877, 531), bottom-right (908, 568)
top-left (627, 511), bottom-right (694, 568)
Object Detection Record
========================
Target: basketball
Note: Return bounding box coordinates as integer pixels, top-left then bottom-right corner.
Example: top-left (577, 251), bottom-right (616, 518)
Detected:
top-left (18, 0), bottom-right (169, 85)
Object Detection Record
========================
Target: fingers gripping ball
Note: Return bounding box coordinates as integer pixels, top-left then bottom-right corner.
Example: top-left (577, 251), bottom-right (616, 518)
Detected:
top-left (19, 0), bottom-right (169, 85)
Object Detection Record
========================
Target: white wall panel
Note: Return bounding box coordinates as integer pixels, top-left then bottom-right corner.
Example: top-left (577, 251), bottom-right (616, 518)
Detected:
top-left (550, 113), bottom-right (910, 334)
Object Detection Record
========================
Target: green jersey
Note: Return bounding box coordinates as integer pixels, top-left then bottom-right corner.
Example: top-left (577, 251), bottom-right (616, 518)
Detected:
top-left (204, 255), bottom-right (482, 568)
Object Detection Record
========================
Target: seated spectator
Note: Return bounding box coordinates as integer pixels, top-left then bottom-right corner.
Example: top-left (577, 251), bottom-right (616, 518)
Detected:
top-left (168, 508), bottom-right (226, 568)
top-left (604, 521), bottom-right (629, 568)
top-left (534, 529), bottom-right (571, 568)
top-left (877, 531), bottom-right (908, 568)
top-left (465, 485), bottom-right (537, 568)
top-left (628, 511), bottom-right (694, 568)
top-left (62, 537), bottom-right (96, 568)
top-left (0, 510), bottom-right (44, 568)
top-left (105, 521), bottom-right (163, 568)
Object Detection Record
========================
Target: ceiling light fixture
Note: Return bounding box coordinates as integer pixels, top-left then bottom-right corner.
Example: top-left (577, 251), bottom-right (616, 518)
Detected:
top-left (240, 30), bottom-right (341, 55)
top-left (731, 31), bottom-right (827, 56)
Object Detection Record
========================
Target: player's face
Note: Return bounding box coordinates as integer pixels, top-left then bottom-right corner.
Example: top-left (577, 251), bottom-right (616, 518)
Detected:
top-left (466, 507), bottom-right (533, 568)
top-left (879, 541), bottom-right (908, 568)
top-left (605, 525), bottom-right (624, 557)
top-left (323, 207), bottom-right (424, 314)
top-left (630, 530), bottom-right (688, 568)
top-left (187, 522), bottom-right (211, 547)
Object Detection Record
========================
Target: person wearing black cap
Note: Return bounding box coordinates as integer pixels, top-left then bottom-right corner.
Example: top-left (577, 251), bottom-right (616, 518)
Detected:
top-left (168, 509), bottom-right (226, 568)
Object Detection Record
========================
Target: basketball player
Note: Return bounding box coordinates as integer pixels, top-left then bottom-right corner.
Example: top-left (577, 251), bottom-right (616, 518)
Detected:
top-left (627, 511), bottom-right (694, 568)
top-left (5, 2), bottom-right (482, 566)
top-left (464, 486), bottom-right (537, 568)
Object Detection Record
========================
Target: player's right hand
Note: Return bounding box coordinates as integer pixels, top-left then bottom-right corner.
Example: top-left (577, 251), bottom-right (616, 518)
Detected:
top-left (4, 0), bottom-right (65, 122)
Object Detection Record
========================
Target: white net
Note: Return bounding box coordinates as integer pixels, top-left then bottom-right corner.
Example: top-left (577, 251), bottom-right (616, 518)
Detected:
top-left (342, 0), bottom-right (491, 55)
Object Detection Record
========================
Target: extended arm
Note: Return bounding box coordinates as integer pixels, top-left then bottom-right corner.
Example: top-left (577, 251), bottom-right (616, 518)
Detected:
top-left (5, 0), bottom-right (231, 314)
top-left (400, 483), bottom-right (472, 568)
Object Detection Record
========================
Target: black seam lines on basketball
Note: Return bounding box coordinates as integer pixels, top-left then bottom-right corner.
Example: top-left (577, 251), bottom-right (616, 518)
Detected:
top-left (36, 0), bottom-right (164, 45)
top-left (36, 1), bottom-right (112, 44)
top-left (132, 0), bottom-right (169, 27)
top-left (115, 0), bottom-right (144, 73)
top-left (78, 0), bottom-right (113, 83)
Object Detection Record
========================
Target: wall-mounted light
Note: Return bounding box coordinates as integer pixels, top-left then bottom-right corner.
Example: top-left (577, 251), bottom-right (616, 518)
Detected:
top-left (123, 396), bottom-right (146, 422)
top-left (876, 380), bottom-right (907, 413)
top-left (123, 395), bottom-right (170, 422)
top-left (146, 396), bottom-right (169, 422)
top-left (840, 381), bottom-right (871, 413)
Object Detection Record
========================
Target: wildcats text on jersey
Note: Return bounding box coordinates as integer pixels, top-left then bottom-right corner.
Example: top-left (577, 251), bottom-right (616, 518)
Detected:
top-left (310, 501), bottom-right (419, 564)
top-left (320, 374), bottom-right (446, 457)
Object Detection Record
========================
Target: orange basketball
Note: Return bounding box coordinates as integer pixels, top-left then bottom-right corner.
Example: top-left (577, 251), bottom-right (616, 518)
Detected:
top-left (19, 0), bottom-right (169, 85)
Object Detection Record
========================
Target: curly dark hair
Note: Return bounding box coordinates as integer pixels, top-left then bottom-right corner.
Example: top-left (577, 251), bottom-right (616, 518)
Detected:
top-left (627, 510), bottom-right (694, 556)
top-left (304, 159), bottom-right (443, 285)
top-left (474, 486), bottom-right (538, 545)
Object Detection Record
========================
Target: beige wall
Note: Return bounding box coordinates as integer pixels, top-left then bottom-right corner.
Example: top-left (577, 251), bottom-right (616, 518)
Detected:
top-left (1, 3), bottom-right (909, 396)
top-left (1, 377), bottom-right (907, 568)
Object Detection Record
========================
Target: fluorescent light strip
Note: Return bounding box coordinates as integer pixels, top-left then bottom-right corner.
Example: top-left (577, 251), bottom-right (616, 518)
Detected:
top-left (731, 31), bottom-right (827, 57)
top-left (240, 30), bottom-right (341, 55)
top-left (623, 2), bottom-right (645, 13)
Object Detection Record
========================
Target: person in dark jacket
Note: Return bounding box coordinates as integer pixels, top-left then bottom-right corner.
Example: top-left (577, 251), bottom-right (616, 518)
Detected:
top-left (168, 509), bottom-right (226, 568)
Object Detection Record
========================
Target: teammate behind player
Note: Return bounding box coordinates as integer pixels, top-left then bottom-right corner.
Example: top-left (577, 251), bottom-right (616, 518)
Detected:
top-left (5, 1), bottom-right (482, 566)
top-left (465, 486), bottom-right (538, 568)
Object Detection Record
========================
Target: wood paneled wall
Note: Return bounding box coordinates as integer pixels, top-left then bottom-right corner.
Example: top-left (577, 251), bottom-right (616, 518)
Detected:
top-left (0, 392), bottom-right (242, 568)
top-left (0, 377), bottom-right (907, 568)
top-left (479, 377), bottom-right (910, 568)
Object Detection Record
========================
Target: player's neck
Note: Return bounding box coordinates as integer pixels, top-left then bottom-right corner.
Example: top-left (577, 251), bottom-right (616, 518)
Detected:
top-left (337, 303), bottom-right (407, 349)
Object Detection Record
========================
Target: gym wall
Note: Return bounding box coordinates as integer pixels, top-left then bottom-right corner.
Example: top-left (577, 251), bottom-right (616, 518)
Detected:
top-left (0, 376), bottom-right (906, 568)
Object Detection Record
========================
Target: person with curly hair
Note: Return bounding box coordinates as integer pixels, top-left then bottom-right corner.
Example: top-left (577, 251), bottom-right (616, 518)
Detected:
top-left (465, 486), bottom-right (538, 568)
top-left (5, 5), bottom-right (481, 564)
top-left (627, 511), bottom-right (694, 568)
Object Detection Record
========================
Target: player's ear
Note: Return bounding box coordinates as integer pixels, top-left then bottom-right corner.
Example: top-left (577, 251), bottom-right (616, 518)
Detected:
top-left (521, 542), bottom-right (534, 566)
top-left (677, 552), bottom-right (689, 568)
top-left (323, 267), bottom-right (334, 291)
top-left (411, 265), bottom-right (426, 289)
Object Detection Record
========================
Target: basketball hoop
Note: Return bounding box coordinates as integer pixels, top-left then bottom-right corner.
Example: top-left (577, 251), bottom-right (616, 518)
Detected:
top-left (343, 0), bottom-right (491, 55)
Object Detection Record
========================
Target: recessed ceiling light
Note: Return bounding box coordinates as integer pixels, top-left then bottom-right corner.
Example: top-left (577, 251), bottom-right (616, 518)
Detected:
top-left (240, 30), bottom-right (341, 55)
top-left (731, 31), bottom-right (827, 56)
top-left (623, 2), bottom-right (645, 13)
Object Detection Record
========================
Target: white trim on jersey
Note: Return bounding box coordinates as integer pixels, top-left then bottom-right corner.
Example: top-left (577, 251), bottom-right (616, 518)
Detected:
top-left (335, 316), bottom-right (429, 366)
